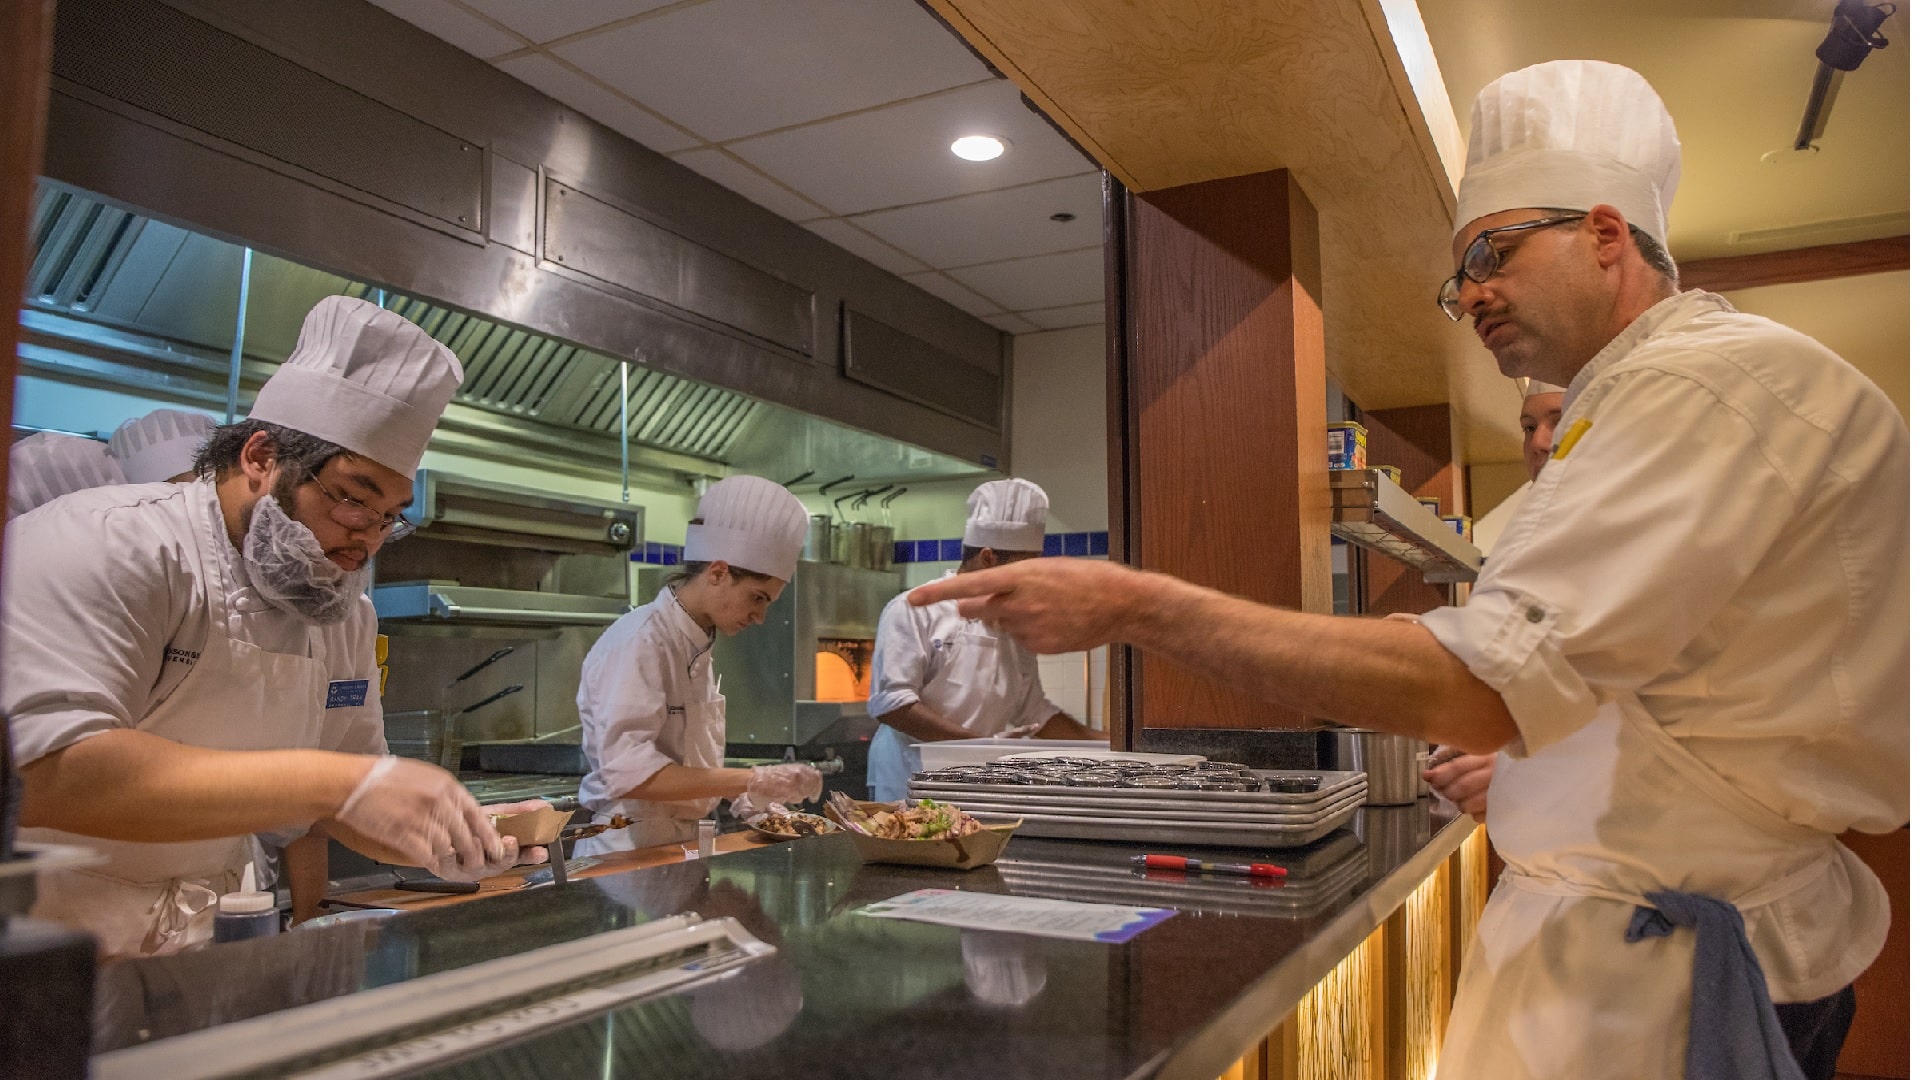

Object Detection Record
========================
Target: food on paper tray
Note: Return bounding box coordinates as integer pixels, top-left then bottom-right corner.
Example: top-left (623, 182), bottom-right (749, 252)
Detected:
top-left (748, 810), bottom-right (840, 839)
top-left (827, 792), bottom-right (982, 839)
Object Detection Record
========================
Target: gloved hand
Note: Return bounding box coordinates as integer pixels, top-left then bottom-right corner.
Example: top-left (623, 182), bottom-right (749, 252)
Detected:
top-left (433, 798), bottom-right (553, 882)
top-left (994, 722), bottom-right (1045, 739)
top-left (1422, 746), bottom-right (1497, 823)
top-left (334, 756), bottom-right (504, 879)
top-left (745, 763), bottom-right (823, 806)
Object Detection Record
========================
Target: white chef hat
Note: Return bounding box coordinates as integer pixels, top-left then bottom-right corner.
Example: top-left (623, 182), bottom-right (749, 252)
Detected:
top-left (963, 478), bottom-right (1048, 552)
top-left (7, 433), bottom-right (126, 519)
top-left (247, 296), bottom-right (462, 479)
top-left (1454, 60), bottom-right (1682, 243)
top-left (1516, 377), bottom-right (1566, 399)
top-left (683, 475), bottom-right (809, 582)
top-left (107, 408), bottom-right (215, 483)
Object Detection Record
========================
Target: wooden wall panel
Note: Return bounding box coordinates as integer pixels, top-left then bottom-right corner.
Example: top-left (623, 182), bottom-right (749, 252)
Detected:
top-left (1114, 169), bottom-right (1329, 732)
top-left (1836, 827), bottom-right (1909, 1078)
top-left (1, 0), bottom-right (51, 514)
top-left (1359, 403), bottom-right (1455, 616)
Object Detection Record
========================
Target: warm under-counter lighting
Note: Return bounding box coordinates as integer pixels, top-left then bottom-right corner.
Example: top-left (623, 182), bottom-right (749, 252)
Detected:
top-left (950, 135), bottom-right (1006, 161)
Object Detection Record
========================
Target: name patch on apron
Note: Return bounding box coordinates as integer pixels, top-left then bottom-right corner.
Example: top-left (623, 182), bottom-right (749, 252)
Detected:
top-left (326, 679), bottom-right (370, 709)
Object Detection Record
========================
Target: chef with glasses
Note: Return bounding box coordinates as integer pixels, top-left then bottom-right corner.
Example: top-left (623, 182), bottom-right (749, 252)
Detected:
top-left (6, 296), bottom-right (540, 956)
top-left (912, 61), bottom-right (1904, 1079)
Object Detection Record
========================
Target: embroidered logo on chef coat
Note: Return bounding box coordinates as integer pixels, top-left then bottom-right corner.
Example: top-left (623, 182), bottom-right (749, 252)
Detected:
top-left (325, 679), bottom-right (369, 708)
top-left (667, 705), bottom-right (686, 717)
top-left (164, 646), bottom-right (200, 667)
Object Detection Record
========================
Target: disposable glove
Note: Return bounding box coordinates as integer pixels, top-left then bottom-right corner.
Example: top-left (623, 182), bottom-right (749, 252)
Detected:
top-left (994, 722), bottom-right (1045, 739)
top-left (427, 798), bottom-right (555, 882)
top-left (745, 763), bottom-right (823, 806)
top-left (334, 756), bottom-right (502, 878)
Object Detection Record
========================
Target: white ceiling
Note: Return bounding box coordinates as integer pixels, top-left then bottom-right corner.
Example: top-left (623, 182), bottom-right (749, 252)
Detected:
top-left (365, 0), bottom-right (1106, 334)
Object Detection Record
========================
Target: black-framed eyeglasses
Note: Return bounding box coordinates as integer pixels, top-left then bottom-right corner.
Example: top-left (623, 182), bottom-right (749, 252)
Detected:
top-left (306, 470), bottom-right (415, 540)
top-left (1436, 213), bottom-right (1587, 321)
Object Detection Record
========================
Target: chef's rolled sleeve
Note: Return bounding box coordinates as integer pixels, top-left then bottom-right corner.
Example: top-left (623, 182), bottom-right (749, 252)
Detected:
top-left (867, 596), bottom-right (926, 719)
top-left (1421, 364), bottom-right (1803, 757)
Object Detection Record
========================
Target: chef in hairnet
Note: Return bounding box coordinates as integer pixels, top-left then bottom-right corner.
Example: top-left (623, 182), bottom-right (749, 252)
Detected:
top-left (108, 408), bottom-right (216, 485)
top-left (912, 61), bottom-right (1903, 1079)
top-left (865, 478), bottom-right (1101, 802)
top-left (6, 431), bottom-right (125, 519)
top-left (9, 296), bottom-right (538, 957)
top-left (575, 475), bottom-right (824, 854)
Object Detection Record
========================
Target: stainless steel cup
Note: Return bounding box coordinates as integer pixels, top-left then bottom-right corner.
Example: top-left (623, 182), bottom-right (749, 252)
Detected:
top-left (1331, 729), bottom-right (1421, 805)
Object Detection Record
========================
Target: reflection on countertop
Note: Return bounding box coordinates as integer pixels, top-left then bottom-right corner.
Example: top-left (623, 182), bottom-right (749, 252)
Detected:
top-left (90, 803), bottom-right (1470, 1080)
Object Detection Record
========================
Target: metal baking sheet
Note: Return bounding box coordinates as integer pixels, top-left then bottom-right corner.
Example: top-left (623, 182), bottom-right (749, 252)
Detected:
top-left (972, 804), bottom-right (1362, 848)
top-left (937, 789), bottom-right (1368, 826)
top-left (997, 854), bottom-right (1369, 918)
top-left (909, 782), bottom-right (1365, 818)
top-left (909, 769), bottom-right (1365, 807)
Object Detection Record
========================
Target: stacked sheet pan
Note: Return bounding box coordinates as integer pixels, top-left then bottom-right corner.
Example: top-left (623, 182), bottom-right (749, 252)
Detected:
top-left (907, 756), bottom-right (1367, 849)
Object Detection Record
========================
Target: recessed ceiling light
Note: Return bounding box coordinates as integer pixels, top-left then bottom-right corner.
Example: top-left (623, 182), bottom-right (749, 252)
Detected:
top-left (950, 135), bottom-right (1006, 162)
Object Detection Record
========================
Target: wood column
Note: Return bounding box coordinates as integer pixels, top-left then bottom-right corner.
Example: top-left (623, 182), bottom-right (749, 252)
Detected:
top-left (1107, 168), bottom-right (1329, 736)
top-left (1359, 404), bottom-right (1458, 616)
top-left (1, 0), bottom-right (52, 510)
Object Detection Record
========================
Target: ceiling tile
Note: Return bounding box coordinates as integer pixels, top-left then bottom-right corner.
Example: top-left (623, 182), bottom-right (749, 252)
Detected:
top-left (947, 248), bottom-right (1103, 311)
top-left (366, 0), bottom-right (526, 58)
top-left (669, 149), bottom-right (830, 221)
top-left (729, 81), bottom-right (1094, 216)
top-left (551, 0), bottom-right (991, 142)
top-left (851, 173), bottom-right (1103, 269)
top-left (494, 53), bottom-right (699, 153)
top-left (901, 271), bottom-right (1003, 318)
top-left (801, 220), bottom-right (931, 276)
top-left (1020, 302), bottom-right (1106, 330)
top-left (983, 313), bottom-right (1040, 334)
top-left (459, 0), bottom-right (679, 45)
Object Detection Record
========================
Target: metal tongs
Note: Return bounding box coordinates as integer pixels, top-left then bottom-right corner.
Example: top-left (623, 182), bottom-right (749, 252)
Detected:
top-left (524, 816), bottom-right (630, 887)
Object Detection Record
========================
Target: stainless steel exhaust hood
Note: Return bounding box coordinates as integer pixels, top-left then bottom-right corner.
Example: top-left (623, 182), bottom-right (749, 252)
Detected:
top-left (21, 184), bottom-right (997, 486)
top-left (37, 0), bottom-right (1014, 483)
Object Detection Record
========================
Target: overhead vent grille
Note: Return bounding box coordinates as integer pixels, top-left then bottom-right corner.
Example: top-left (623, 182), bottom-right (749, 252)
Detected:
top-left (27, 187), bottom-right (145, 313)
top-left (567, 363), bottom-right (759, 461)
top-left (346, 285), bottom-right (756, 460)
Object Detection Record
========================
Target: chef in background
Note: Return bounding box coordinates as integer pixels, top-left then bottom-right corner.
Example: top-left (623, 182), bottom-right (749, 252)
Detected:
top-left (1465, 377), bottom-right (1563, 554)
top-left (108, 408), bottom-right (216, 485)
top-left (912, 61), bottom-right (1904, 1078)
top-left (9, 296), bottom-right (537, 957)
top-left (6, 431), bottom-right (124, 519)
top-left (1423, 376), bottom-right (1563, 820)
top-left (575, 475), bottom-right (824, 854)
top-left (866, 478), bottom-right (1101, 802)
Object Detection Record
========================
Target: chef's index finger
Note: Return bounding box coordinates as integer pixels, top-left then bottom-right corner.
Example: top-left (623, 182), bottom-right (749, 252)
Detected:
top-left (907, 564), bottom-right (1022, 607)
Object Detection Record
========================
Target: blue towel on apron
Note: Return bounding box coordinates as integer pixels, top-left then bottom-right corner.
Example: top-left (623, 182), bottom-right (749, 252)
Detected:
top-left (1626, 890), bottom-right (1807, 1080)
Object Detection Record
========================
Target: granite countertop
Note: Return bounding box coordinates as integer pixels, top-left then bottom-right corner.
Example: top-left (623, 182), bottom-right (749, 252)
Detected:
top-left (91, 803), bottom-right (1472, 1080)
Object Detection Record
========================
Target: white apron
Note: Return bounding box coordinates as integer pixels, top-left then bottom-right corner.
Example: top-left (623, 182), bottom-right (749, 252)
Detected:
top-left (575, 695), bottom-right (727, 855)
top-left (20, 491), bottom-right (330, 957)
top-left (1438, 699), bottom-right (1887, 1079)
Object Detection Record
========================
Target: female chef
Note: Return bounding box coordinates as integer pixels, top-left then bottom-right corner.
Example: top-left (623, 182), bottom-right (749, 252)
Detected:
top-left (575, 475), bottom-right (824, 853)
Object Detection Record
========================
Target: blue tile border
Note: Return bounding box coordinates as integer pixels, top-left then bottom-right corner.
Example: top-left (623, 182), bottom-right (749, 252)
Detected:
top-left (630, 543), bottom-right (685, 565)
top-left (887, 531), bottom-right (1112, 564)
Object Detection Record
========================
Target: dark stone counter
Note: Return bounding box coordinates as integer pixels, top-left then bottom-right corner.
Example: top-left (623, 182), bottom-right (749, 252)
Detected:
top-left (91, 802), bottom-right (1472, 1080)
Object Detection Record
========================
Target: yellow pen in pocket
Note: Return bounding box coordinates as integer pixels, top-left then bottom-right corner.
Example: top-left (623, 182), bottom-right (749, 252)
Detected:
top-left (1552, 418), bottom-right (1593, 461)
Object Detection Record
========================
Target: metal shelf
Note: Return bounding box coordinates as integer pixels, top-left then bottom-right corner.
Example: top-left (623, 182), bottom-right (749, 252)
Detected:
top-left (1330, 469), bottom-right (1482, 583)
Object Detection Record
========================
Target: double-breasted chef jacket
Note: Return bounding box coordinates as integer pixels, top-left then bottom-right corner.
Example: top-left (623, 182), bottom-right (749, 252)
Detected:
top-left (6, 479), bottom-right (384, 955)
top-left (1420, 291), bottom-right (1907, 1079)
top-left (865, 572), bottom-right (1065, 801)
top-left (574, 587), bottom-right (727, 854)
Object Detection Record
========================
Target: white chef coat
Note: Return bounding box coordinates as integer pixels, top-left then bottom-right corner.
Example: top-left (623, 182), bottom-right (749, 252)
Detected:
top-left (5, 479), bottom-right (384, 953)
top-left (865, 573), bottom-right (1064, 800)
top-left (1422, 291), bottom-right (1907, 1078)
top-left (574, 586), bottom-right (728, 853)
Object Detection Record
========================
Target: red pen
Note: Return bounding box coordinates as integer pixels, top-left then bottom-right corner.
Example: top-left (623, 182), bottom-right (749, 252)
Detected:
top-left (1131, 854), bottom-right (1286, 878)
